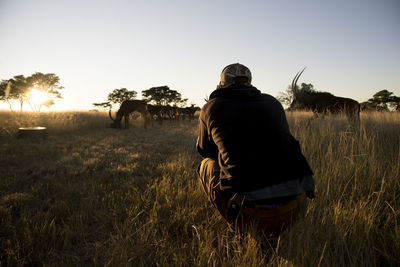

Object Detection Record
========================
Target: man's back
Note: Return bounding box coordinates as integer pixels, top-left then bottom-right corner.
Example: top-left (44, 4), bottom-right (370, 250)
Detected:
top-left (196, 63), bottom-right (314, 235)
top-left (198, 84), bottom-right (312, 192)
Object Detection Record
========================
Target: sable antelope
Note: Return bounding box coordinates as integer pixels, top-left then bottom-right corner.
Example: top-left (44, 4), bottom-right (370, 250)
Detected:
top-left (290, 68), bottom-right (360, 122)
top-left (147, 104), bottom-right (164, 125)
top-left (163, 105), bottom-right (177, 121)
top-left (175, 107), bottom-right (187, 120)
top-left (177, 105), bottom-right (200, 121)
top-left (109, 100), bottom-right (148, 129)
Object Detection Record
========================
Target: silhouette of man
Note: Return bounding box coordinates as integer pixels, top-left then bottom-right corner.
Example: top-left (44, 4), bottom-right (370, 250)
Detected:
top-left (197, 63), bottom-right (315, 235)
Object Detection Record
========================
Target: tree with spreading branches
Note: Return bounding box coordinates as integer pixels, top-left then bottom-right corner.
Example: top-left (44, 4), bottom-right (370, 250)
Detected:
top-left (93, 88), bottom-right (136, 110)
top-left (360, 90), bottom-right (400, 111)
top-left (0, 72), bottom-right (63, 112)
top-left (107, 88), bottom-right (137, 105)
top-left (142, 86), bottom-right (183, 106)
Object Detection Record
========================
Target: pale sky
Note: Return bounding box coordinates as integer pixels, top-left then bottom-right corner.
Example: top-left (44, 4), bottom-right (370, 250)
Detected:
top-left (0, 0), bottom-right (399, 111)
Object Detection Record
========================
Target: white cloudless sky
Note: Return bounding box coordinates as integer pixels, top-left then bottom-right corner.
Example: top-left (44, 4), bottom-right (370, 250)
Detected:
top-left (0, 0), bottom-right (399, 110)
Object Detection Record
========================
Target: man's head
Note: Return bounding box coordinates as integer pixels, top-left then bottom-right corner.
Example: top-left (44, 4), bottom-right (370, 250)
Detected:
top-left (219, 63), bottom-right (252, 88)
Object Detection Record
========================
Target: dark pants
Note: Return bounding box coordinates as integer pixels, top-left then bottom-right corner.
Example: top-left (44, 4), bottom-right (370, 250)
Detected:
top-left (198, 158), bottom-right (233, 222)
top-left (198, 158), bottom-right (307, 234)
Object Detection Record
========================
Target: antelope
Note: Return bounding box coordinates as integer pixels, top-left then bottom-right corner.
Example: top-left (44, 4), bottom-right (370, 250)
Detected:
top-left (290, 68), bottom-right (360, 122)
top-left (163, 105), bottom-right (177, 121)
top-left (177, 105), bottom-right (200, 121)
top-left (109, 100), bottom-right (148, 129)
top-left (147, 104), bottom-right (164, 125)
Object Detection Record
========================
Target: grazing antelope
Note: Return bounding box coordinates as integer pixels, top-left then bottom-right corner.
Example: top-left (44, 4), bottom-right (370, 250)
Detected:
top-left (147, 104), bottom-right (164, 125)
top-left (290, 68), bottom-right (360, 122)
top-left (178, 105), bottom-right (200, 121)
top-left (175, 107), bottom-right (187, 121)
top-left (109, 100), bottom-right (148, 129)
top-left (163, 105), bottom-right (177, 121)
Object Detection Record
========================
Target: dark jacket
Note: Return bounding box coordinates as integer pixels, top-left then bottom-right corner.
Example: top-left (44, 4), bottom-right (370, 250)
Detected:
top-left (197, 84), bottom-right (313, 193)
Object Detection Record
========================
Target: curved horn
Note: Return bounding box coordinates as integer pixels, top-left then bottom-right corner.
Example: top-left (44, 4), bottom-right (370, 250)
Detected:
top-left (291, 67), bottom-right (306, 93)
top-left (109, 106), bottom-right (116, 122)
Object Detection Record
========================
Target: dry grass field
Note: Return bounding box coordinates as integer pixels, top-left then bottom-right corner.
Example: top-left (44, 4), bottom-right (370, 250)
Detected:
top-left (0, 111), bottom-right (399, 266)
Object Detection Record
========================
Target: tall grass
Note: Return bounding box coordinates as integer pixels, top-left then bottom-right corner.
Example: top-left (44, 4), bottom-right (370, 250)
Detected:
top-left (284, 111), bottom-right (399, 266)
top-left (0, 111), bottom-right (399, 266)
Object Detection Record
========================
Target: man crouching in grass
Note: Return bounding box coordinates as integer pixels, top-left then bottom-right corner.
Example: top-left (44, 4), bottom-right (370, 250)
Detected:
top-left (196, 63), bottom-right (315, 236)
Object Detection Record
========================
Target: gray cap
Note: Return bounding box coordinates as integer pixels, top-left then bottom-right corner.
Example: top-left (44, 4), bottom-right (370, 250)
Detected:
top-left (220, 63), bottom-right (252, 87)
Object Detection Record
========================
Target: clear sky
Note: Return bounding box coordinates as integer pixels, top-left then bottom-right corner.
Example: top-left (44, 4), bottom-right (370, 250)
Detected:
top-left (0, 0), bottom-right (399, 111)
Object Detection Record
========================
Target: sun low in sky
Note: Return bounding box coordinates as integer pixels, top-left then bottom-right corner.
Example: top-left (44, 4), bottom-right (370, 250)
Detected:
top-left (0, 0), bottom-right (399, 111)
top-left (28, 89), bottom-right (48, 106)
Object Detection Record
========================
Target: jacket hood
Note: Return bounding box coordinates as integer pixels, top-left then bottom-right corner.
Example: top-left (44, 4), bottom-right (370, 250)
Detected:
top-left (209, 85), bottom-right (261, 100)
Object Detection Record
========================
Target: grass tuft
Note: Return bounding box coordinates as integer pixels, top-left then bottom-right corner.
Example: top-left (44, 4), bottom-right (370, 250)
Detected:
top-left (0, 111), bottom-right (399, 266)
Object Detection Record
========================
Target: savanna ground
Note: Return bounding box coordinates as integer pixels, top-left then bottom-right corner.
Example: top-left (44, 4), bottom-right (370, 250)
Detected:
top-left (0, 110), bottom-right (399, 266)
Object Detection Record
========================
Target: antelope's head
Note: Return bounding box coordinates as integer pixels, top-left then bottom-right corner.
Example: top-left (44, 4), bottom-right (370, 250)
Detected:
top-left (289, 67), bottom-right (306, 110)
